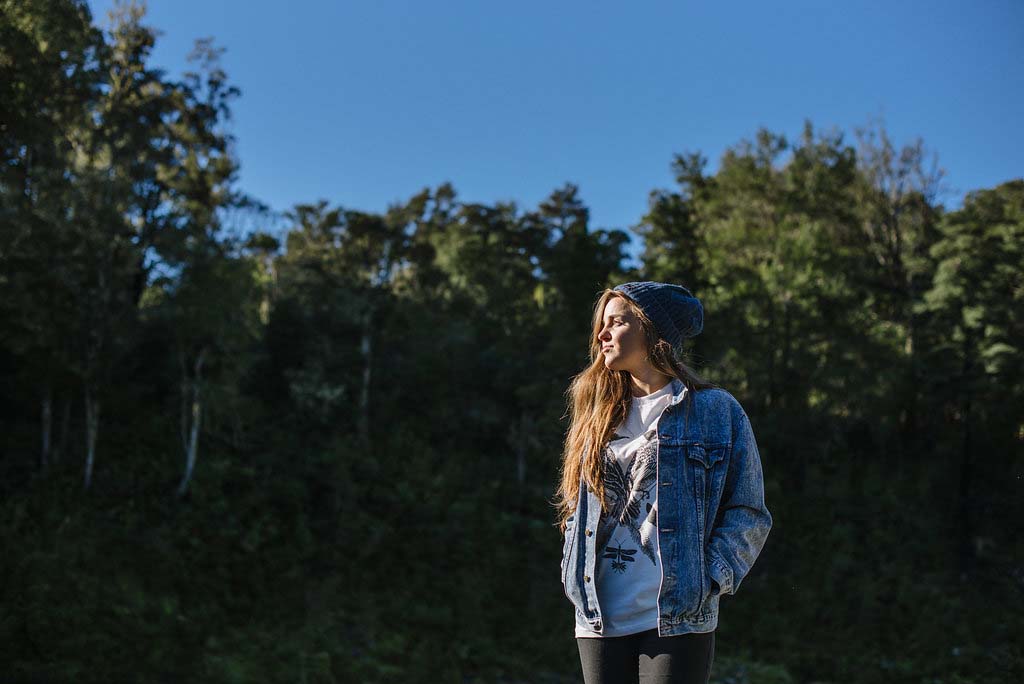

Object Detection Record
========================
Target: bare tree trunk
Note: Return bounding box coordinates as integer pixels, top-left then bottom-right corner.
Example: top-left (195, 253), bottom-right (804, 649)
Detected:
top-left (177, 348), bottom-right (207, 497)
top-left (41, 385), bottom-right (52, 469)
top-left (357, 307), bottom-right (372, 447)
top-left (83, 383), bottom-right (99, 490)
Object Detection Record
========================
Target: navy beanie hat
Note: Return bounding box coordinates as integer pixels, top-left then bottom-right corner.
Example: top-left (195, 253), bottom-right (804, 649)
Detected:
top-left (612, 281), bottom-right (704, 350)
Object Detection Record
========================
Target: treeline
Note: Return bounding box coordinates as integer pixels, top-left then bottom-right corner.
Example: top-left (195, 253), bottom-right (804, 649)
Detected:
top-left (1, 1), bottom-right (1021, 683)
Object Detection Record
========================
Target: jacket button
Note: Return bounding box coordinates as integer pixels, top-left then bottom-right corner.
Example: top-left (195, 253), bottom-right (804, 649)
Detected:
top-left (584, 575), bottom-right (591, 583)
top-left (661, 433), bottom-right (670, 439)
top-left (586, 529), bottom-right (593, 536)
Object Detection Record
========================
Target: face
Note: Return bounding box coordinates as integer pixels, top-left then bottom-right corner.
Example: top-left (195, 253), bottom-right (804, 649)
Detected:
top-left (597, 296), bottom-right (648, 373)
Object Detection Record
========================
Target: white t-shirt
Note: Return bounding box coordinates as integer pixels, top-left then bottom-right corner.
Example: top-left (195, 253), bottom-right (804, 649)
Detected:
top-left (575, 380), bottom-right (679, 638)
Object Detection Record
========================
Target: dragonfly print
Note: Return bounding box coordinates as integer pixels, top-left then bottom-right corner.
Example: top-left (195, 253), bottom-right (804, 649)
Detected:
top-left (595, 429), bottom-right (660, 567)
top-left (603, 541), bottom-right (638, 574)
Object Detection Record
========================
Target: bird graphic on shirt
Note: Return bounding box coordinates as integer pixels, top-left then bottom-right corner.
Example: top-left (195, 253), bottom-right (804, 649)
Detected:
top-left (596, 430), bottom-right (660, 567)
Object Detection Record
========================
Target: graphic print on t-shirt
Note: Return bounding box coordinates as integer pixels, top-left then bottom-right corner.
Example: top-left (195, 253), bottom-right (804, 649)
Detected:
top-left (595, 428), bottom-right (659, 569)
top-left (604, 537), bottom-right (638, 573)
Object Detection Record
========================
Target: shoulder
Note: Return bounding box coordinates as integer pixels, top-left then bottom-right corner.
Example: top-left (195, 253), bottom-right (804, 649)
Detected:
top-left (692, 386), bottom-right (743, 416)
top-left (690, 387), bottom-right (749, 442)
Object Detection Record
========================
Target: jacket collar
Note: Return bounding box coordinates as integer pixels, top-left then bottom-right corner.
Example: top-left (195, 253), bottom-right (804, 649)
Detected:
top-left (668, 376), bottom-right (688, 406)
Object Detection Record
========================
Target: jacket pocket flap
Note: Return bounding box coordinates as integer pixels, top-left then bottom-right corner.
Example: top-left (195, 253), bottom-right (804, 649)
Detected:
top-left (685, 442), bottom-right (728, 469)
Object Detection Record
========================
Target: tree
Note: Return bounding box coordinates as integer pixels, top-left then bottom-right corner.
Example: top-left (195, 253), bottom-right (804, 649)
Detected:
top-left (852, 118), bottom-right (946, 457)
top-left (0, 0), bottom-right (105, 470)
top-left (920, 179), bottom-right (1024, 576)
top-left (145, 33), bottom-right (247, 496)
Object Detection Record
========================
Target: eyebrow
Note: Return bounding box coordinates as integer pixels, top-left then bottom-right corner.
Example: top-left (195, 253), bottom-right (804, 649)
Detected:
top-left (602, 312), bottom-right (627, 322)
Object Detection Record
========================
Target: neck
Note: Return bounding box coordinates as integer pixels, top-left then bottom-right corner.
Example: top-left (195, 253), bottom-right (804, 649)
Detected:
top-left (628, 368), bottom-right (673, 397)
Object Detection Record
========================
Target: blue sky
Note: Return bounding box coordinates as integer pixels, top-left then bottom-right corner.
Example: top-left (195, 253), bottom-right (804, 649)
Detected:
top-left (88, 0), bottom-right (1022, 261)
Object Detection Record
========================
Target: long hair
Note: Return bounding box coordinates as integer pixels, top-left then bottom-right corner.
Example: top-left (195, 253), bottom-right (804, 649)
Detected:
top-left (552, 288), bottom-right (717, 532)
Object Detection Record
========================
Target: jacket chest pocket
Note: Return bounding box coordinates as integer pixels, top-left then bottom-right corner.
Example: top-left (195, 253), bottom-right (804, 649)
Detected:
top-left (685, 442), bottom-right (727, 470)
top-left (685, 443), bottom-right (728, 534)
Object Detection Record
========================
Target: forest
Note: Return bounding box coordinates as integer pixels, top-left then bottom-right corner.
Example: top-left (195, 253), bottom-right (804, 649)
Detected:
top-left (1, 1), bottom-right (1021, 683)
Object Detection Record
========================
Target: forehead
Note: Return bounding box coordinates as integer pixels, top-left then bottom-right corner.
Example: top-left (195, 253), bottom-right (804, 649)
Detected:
top-left (602, 297), bottom-right (632, 317)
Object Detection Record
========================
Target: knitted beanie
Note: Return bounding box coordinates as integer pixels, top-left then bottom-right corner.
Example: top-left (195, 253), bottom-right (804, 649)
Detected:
top-left (612, 281), bottom-right (704, 350)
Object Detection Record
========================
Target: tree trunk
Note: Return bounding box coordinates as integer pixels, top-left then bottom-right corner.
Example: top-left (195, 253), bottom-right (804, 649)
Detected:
top-left (177, 348), bottom-right (207, 497)
top-left (358, 307), bottom-right (373, 447)
top-left (83, 383), bottom-right (99, 490)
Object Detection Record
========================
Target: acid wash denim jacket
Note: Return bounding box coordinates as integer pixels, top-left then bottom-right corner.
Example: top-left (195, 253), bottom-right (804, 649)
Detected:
top-left (560, 378), bottom-right (772, 636)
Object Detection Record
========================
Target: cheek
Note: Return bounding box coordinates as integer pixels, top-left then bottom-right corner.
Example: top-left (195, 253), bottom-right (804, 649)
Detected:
top-left (621, 329), bottom-right (643, 351)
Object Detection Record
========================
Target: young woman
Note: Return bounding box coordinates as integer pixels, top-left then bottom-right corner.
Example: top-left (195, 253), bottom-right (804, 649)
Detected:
top-left (555, 281), bottom-right (773, 684)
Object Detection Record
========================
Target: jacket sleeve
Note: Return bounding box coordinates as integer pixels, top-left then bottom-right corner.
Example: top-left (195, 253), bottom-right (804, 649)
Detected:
top-left (705, 406), bottom-right (772, 596)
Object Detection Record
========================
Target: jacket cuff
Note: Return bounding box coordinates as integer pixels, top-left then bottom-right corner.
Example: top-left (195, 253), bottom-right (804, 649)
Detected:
top-left (707, 547), bottom-right (734, 595)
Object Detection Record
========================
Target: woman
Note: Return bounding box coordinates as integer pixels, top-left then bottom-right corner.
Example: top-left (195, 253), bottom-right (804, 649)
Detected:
top-left (555, 281), bottom-right (772, 684)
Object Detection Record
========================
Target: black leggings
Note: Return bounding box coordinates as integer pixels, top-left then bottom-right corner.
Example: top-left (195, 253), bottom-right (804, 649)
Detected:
top-left (576, 628), bottom-right (715, 684)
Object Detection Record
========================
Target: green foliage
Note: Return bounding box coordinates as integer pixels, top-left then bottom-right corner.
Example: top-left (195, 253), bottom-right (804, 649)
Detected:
top-left (1, 3), bottom-right (1021, 683)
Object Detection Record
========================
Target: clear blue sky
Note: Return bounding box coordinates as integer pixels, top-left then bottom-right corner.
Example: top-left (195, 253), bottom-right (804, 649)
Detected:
top-left (89, 0), bottom-right (1022, 261)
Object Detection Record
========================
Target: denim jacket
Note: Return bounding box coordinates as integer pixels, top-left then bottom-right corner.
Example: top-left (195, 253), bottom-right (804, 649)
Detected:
top-left (560, 379), bottom-right (772, 636)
